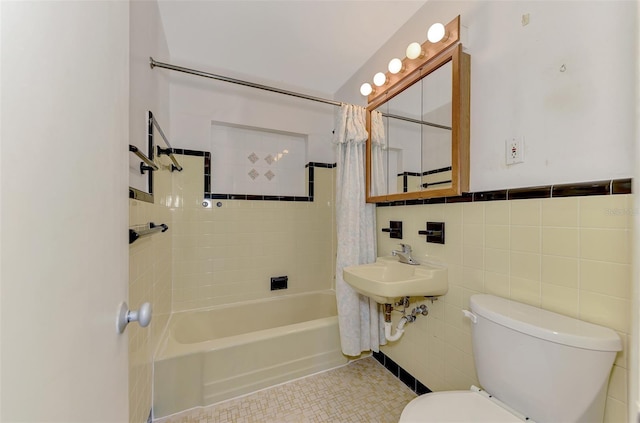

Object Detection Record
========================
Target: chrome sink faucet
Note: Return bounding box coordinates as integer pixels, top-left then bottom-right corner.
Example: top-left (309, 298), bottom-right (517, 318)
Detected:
top-left (392, 243), bottom-right (419, 265)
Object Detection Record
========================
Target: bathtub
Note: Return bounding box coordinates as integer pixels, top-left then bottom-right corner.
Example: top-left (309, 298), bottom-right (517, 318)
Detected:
top-left (153, 291), bottom-right (348, 418)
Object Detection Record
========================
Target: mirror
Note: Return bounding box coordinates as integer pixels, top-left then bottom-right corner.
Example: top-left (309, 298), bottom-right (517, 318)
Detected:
top-left (366, 35), bottom-right (470, 203)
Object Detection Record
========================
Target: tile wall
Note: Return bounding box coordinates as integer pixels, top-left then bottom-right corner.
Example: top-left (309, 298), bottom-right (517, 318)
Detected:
top-left (170, 154), bottom-right (336, 311)
top-left (132, 142), bottom-right (631, 422)
top-left (128, 196), bottom-right (173, 423)
top-left (377, 193), bottom-right (631, 423)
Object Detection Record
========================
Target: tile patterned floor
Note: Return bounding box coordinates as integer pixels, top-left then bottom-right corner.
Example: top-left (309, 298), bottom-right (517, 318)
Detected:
top-left (155, 357), bottom-right (417, 423)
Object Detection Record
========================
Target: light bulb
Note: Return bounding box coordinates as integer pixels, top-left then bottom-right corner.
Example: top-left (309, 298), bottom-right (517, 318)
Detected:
top-left (427, 23), bottom-right (447, 43)
top-left (406, 42), bottom-right (424, 60)
top-left (373, 72), bottom-right (386, 87)
top-left (388, 58), bottom-right (403, 74)
top-left (360, 83), bottom-right (373, 96)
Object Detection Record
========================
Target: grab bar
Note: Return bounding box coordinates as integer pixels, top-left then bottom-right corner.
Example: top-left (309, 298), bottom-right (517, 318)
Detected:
top-left (129, 222), bottom-right (168, 244)
top-left (149, 111), bottom-right (183, 172)
top-left (129, 144), bottom-right (158, 174)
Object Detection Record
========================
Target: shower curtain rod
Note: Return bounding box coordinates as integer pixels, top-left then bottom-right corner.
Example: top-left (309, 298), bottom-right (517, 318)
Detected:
top-left (149, 57), bottom-right (342, 107)
top-left (382, 113), bottom-right (452, 131)
top-left (149, 58), bottom-right (450, 131)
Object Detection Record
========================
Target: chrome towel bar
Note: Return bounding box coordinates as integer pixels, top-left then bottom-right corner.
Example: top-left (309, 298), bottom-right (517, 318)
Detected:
top-left (149, 111), bottom-right (183, 172)
top-left (129, 222), bottom-right (168, 244)
top-left (129, 144), bottom-right (158, 173)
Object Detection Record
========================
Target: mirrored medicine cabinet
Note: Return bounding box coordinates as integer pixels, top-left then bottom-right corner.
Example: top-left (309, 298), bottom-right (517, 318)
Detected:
top-left (365, 16), bottom-right (470, 203)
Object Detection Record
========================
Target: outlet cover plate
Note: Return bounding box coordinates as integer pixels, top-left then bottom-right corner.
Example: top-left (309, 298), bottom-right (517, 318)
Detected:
top-left (506, 137), bottom-right (524, 165)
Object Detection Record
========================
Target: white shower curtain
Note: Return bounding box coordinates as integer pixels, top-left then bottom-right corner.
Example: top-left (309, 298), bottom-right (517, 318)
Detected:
top-left (334, 104), bottom-right (385, 356)
top-left (370, 110), bottom-right (387, 197)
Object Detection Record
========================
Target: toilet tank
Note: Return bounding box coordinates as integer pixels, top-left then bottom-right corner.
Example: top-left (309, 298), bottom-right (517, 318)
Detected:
top-left (469, 294), bottom-right (622, 423)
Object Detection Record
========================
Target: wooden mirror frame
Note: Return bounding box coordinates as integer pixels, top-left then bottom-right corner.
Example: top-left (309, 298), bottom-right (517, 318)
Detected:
top-left (365, 16), bottom-right (470, 203)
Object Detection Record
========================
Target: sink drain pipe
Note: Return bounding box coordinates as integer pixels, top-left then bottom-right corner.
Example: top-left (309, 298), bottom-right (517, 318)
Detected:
top-left (384, 302), bottom-right (409, 341)
top-left (385, 316), bottom-right (409, 341)
top-left (383, 300), bottom-right (430, 342)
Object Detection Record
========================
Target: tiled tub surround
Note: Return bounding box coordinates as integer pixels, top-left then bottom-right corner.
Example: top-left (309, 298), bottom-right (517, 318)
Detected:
top-left (376, 186), bottom-right (632, 423)
top-left (153, 291), bottom-right (348, 418)
top-left (166, 154), bottom-right (336, 311)
top-left (129, 199), bottom-right (173, 423)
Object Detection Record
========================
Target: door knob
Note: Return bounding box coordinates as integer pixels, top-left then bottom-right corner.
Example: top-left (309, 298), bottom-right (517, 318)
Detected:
top-left (117, 301), bottom-right (152, 333)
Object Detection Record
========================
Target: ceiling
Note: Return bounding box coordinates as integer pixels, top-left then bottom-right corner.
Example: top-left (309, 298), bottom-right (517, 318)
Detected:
top-left (157, 1), bottom-right (427, 97)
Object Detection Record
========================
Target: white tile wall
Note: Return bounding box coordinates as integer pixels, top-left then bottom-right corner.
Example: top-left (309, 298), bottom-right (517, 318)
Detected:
top-left (170, 154), bottom-right (335, 311)
top-left (129, 199), bottom-right (172, 423)
top-left (377, 194), bottom-right (631, 423)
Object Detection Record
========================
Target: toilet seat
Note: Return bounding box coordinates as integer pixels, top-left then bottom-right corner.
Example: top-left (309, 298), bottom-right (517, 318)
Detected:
top-left (399, 388), bottom-right (530, 423)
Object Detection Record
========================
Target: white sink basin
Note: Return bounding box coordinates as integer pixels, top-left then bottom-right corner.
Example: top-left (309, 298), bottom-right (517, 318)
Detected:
top-left (343, 257), bottom-right (448, 304)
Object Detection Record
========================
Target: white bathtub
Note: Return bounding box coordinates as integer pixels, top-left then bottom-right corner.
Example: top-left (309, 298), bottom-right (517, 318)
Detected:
top-left (153, 291), bottom-right (348, 418)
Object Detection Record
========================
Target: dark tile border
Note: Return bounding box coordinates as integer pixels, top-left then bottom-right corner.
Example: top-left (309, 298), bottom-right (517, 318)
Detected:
top-left (508, 185), bottom-right (551, 200)
top-left (133, 150), bottom-right (631, 207)
top-left (175, 148), bottom-right (335, 202)
top-left (128, 112), bottom-right (157, 204)
top-left (376, 178), bottom-right (632, 207)
top-left (443, 193), bottom-right (473, 203)
top-left (613, 178), bottom-right (632, 195)
top-left (423, 166), bottom-right (452, 176)
top-left (398, 167), bottom-right (453, 192)
top-left (552, 180), bottom-right (610, 198)
top-left (372, 350), bottom-right (432, 396)
top-left (397, 167), bottom-right (452, 177)
top-left (473, 190), bottom-right (507, 202)
top-left (205, 193), bottom-right (312, 202)
top-left (173, 148), bottom-right (206, 157)
top-left (306, 162), bottom-right (337, 169)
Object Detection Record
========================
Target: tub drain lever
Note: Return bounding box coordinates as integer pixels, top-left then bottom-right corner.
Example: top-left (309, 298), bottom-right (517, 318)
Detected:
top-left (117, 301), bottom-right (152, 333)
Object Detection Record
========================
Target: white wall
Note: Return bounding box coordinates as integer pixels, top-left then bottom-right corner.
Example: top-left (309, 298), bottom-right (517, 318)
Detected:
top-left (1, 1), bottom-right (130, 420)
top-left (336, 1), bottom-right (637, 191)
top-left (209, 123), bottom-right (308, 195)
top-left (129, 1), bottom-right (174, 422)
top-left (1, 0), bottom-right (4, 410)
top-left (168, 72), bottom-right (336, 165)
top-left (630, 2), bottom-right (640, 421)
top-left (129, 0), bottom-right (172, 193)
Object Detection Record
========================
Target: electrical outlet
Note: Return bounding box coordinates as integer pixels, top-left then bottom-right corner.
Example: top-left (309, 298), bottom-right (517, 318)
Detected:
top-left (506, 137), bottom-right (524, 165)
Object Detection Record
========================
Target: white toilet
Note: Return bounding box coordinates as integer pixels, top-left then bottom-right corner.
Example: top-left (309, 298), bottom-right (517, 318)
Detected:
top-left (399, 294), bottom-right (622, 423)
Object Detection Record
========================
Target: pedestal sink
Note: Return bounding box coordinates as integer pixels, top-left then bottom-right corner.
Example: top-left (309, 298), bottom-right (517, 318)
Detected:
top-left (343, 256), bottom-right (448, 304)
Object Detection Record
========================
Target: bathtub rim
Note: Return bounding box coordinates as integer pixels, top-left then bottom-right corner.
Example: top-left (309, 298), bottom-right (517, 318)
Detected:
top-left (155, 289), bottom-right (338, 361)
top-left (155, 356), bottom-right (359, 421)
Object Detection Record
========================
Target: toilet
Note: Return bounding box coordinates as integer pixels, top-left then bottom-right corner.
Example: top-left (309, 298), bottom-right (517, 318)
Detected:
top-left (399, 294), bottom-right (622, 423)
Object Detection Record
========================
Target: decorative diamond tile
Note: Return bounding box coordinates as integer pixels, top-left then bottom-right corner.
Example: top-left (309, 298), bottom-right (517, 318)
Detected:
top-left (248, 169), bottom-right (259, 180)
top-left (247, 152), bottom-right (259, 164)
top-left (264, 154), bottom-right (275, 165)
top-left (264, 170), bottom-right (275, 181)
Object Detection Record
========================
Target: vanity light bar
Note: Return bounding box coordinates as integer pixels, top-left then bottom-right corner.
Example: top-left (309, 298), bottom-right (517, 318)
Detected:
top-left (388, 58), bottom-right (404, 74)
top-left (360, 15), bottom-right (461, 103)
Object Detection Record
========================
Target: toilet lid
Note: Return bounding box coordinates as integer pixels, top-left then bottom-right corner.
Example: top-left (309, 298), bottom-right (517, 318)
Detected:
top-left (399, 390), bottom-right (525, 423)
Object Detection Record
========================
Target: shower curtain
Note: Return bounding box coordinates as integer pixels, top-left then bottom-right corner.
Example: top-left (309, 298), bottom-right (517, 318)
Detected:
top-left (334, 103), bottom-right (384, 356)
top-left (370, 110), bottom-right (387, 197)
